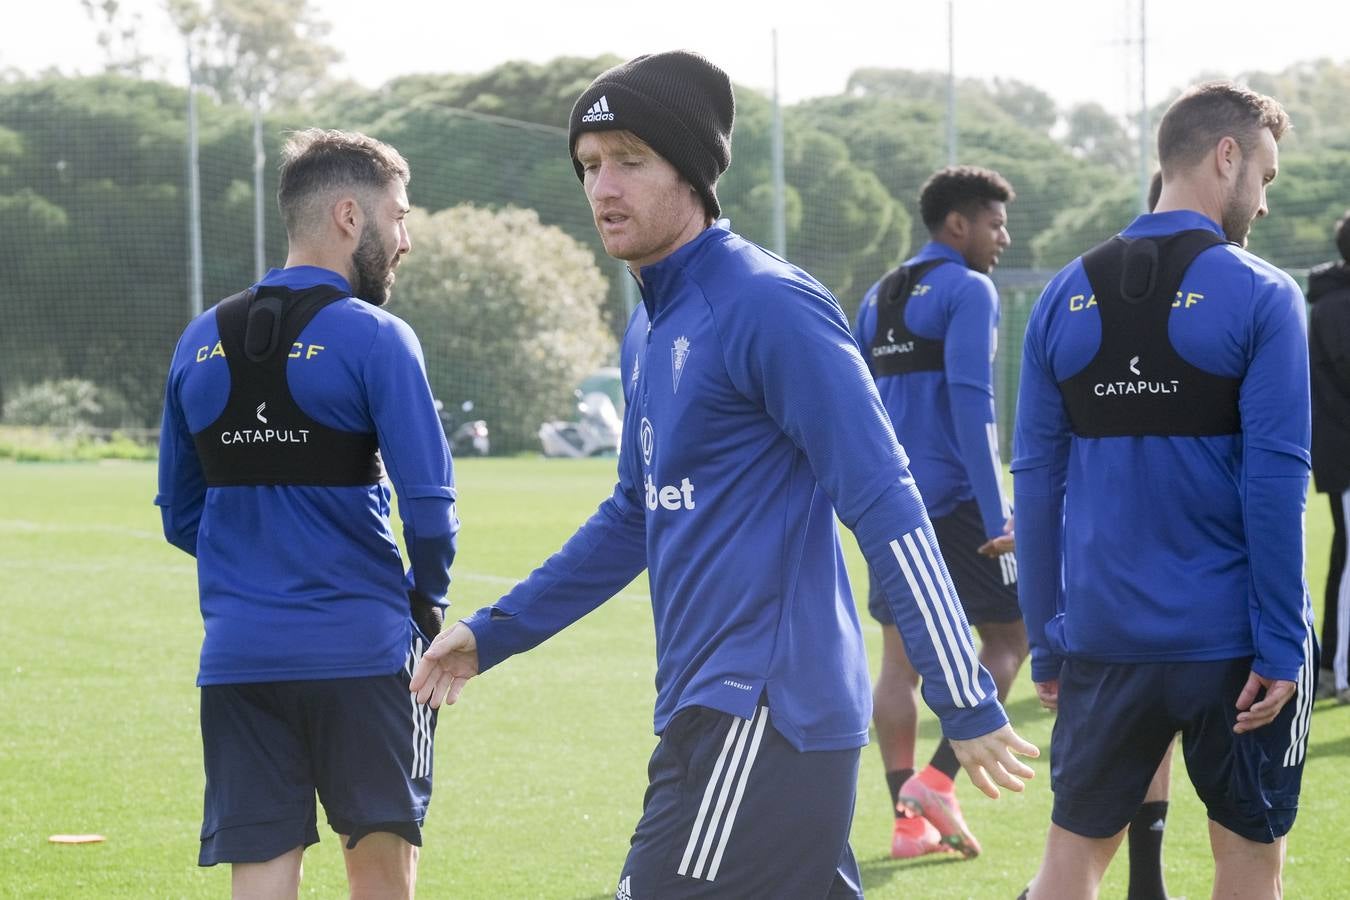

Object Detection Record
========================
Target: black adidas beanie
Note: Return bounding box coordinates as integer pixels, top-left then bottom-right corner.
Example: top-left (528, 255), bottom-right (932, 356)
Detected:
top-left (568, 50), bottom-right (735, 218)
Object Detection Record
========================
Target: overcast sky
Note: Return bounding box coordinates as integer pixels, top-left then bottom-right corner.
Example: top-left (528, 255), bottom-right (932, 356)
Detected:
top-left (4, 0), bottom-right (1343, 119)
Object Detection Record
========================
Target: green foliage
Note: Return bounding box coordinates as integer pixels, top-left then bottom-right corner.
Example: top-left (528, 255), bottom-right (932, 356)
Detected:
top-left (847, 68), bottom-right (1059, 134)
top-left (1031, 180), bottom-right (1140, 268)
top-left (0, 426), bottom-right (156, 461)
top-left (1063, 102), bottom-right (1136, 170)
top-left (390, 204), bottom-right (614, 454)
top-left (3, 378), bottom-right (104, 427)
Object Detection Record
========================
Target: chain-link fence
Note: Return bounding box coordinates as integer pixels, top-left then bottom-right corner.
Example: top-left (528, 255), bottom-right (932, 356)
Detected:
top-left (0, 75), bottom-right (1335, 455)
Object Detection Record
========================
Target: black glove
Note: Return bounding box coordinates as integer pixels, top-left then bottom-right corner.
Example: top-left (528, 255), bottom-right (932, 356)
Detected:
top-left (409, 589), bottom-right (444, 640)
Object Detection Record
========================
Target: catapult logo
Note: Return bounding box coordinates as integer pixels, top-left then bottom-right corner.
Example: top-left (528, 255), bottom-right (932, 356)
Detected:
top-left (1093, 354), bottom-right (1180, 397)
top-left (219, 400), bottom-right (311, 445)
top-left (872, 328), bottom-right (915, 358)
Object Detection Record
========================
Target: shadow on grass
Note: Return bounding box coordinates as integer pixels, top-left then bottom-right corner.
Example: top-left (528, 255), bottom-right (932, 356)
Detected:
top-left (858, 847), bottom-right (971, 893)
top-left (572, 849), bottom-right (972, 900)
top-left (1310, 699), bottom-right (1349, 757)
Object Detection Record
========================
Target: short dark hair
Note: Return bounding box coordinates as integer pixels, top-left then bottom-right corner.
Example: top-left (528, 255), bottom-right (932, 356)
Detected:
top-left (1147, 170), bottom-right (1163, 212)
top-left (1156, 81), bottom-right (1290, 174)
top-left (277, 128), bottom-right (410, 237)
top-left (1336, 210), bottom-right (1350, 264)
top-left (918, 166), bottom-right (1014, 233)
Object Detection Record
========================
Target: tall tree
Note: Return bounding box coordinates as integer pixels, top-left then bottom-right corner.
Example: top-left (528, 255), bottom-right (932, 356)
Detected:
top-left (1063, 102), bottom-right (1134, 171)
top-left (166, 0), bottom-right (339, 107)
top-left (80, 0), bottom-right (153, 77)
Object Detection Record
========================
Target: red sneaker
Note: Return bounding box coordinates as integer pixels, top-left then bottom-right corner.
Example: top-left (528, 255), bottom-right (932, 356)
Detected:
top-left (890, 812), bottom-right (946, 859)
top-left (897, 770), bottom-right (982, 859)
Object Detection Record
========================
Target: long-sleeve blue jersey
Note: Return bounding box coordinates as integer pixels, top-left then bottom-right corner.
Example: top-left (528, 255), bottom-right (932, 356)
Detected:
top-left (462, 223), bottom-right (1007, 751)
top-left (1013, 211), bottom-right (1313, 684)
top-left (156, 266), bottom-right (459, 685)
top-left (853, 241), bottom-right (1011, 539)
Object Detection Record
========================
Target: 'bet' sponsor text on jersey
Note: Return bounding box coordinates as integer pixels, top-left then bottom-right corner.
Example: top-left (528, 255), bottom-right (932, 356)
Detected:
top-left (645, 474), bottom-right (695, 511)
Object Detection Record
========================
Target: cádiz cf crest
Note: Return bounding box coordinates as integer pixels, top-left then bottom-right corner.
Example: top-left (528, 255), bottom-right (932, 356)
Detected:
top-left (671, 335), bottom-right (691, 394)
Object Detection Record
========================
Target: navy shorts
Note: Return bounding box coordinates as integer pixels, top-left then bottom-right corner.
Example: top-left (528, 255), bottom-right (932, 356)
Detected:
top-left (198, 636), bottom-right (437, 866)
top-left (616, 705), bottom-right (862, 899)
top-left (1050, 657), bottom-right (1312, 843)
top-left (869, 498), bottom-right (1019, 627)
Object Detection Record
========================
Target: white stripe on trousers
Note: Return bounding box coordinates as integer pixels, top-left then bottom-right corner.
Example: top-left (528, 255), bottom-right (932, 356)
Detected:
top-left (405, 638), bottom-right (434, 779)
top-left (677, 707), bottom-right (769, 882)
top-left (1285, 620), bottom-right (1315, 767)
top-left (1335, 489), bottom-right (1350, 692)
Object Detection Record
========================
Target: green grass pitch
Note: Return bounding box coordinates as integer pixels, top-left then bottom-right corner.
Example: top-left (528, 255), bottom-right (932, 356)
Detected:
top-left (1, 458), bottom-right (1346, 898)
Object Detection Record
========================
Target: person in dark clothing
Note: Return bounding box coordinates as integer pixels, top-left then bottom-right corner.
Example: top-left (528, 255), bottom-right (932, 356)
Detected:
top-left (1309, 209), bottom-right (1350, 703)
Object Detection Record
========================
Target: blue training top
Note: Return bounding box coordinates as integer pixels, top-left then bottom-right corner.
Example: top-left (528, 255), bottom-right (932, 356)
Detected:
top-left (156, 266), bottom-right (459, 685)
top-left (1013, 211), bottom-right (1314, 684)
top-left (462, 223), bottom-right (1008, 752)
top-left (853, 240), bottom-right (1011, 539)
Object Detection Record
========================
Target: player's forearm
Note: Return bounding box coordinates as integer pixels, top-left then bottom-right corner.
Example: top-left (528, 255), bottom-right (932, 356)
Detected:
top-left (949, 383), bottom-right (1010, 538)
top-left (402, 495), bottom-right (459, 603)
top-left (852, 480), bottom-right (1007, 738)
top-left (465, 492), bottom-right (647, 672)
top-left (158, 503), bottom-right (201, 557)
top-left (1013, 465), bottom-right (1065, 682)
top-left (1244, 468), bottom-right (1312, 681)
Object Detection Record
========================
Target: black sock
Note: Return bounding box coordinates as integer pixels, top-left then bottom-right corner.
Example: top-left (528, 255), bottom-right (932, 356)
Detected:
top-left (885, 768), bottom-right (914, 818)
top-left (1126, 800), bottom-right (1170, 900)
top-left (929, 739), bottom-right (961, 780)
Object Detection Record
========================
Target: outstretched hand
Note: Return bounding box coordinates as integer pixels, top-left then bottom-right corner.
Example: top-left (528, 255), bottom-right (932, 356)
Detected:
top-left (410, 622), bottom-right (480, 709)
top-left (948, 723), bottom-right (1040, 800)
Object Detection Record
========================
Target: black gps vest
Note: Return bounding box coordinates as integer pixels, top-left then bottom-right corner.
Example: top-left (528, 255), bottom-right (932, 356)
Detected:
top-left (1058, 229), bottom-right (1242, 438)
top-left (868, 258), bottom-right (951, 376)
top-left (192, 284), bottom-right (385, 487)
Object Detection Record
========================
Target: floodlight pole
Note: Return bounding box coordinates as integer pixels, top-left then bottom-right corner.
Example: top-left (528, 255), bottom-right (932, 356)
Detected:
top-left (771, 29), bottom-right (786, 256)
top-left (946, 0), bottom-right (957, 165)
top-left (1137, 0), bottom-right (1150, 213)
top-left (186, 43), bottom-right (203, 320)
top-left (253, 100), bottom-right (266, 280)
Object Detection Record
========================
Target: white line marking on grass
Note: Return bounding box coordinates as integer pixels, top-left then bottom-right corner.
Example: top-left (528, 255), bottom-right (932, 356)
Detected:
top-left (0, 552), bottom-right (654, 602)
top-left (0, 520), bottom-right (161, 541)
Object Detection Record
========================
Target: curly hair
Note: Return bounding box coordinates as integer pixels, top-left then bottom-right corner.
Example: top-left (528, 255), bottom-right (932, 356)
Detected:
top-left (918, 166), bottom-right (1015, 233)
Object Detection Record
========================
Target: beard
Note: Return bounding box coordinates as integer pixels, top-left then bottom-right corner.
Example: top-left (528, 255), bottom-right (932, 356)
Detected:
top-left (352, 222), bottom-right (397, 306)
top-left (1220, 162), bottom-right (1256, 248)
